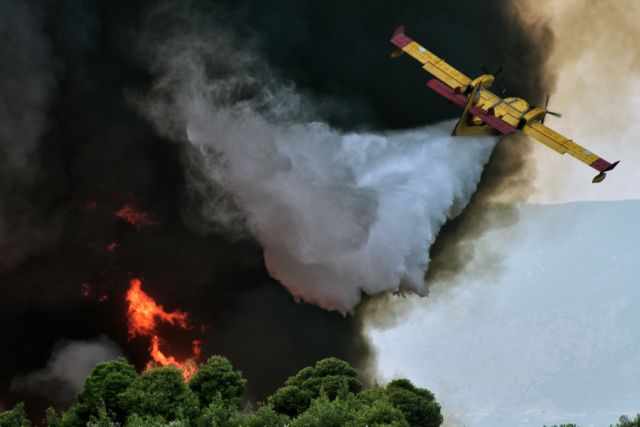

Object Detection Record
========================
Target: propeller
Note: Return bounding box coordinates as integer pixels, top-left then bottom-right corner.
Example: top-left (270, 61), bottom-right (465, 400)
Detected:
top-left (542, 94), bottom-right (562, 123)
top-left (481, 65), bottom-right (506, 94)
top-left (481, 65), bottom-right (504, 77)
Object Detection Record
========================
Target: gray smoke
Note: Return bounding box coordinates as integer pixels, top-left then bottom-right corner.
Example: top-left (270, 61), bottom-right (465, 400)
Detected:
top-left (11, 336), bottom-right (123, 406)
top-left (0, 0), bottom-right (60, 270)
top-left (138, 22), bottom-right (497, 313)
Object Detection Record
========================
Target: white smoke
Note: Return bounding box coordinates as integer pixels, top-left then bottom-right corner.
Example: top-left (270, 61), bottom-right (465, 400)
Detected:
top-left (11, 336), bottom-right (123, 405)
top-left (140, 27), bottom-right (497, 313)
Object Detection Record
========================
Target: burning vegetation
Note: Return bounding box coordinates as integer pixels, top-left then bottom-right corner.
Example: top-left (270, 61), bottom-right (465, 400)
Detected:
top-left (126, 278), bottom-right (202, 382)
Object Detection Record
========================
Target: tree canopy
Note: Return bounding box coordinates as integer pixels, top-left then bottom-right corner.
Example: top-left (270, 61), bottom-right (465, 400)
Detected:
top-left (3, 355), bottom-right (444, 427)
top-left (4, 354), bottom-right (639, 427)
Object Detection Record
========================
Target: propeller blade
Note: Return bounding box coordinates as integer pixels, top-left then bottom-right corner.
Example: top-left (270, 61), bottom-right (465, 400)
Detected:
top-left (543, 95), bottom-right (561, 123)
top-left (493, 65), bottom-right (504, 77)
top-left (481, 65), bottom-right (490, 75)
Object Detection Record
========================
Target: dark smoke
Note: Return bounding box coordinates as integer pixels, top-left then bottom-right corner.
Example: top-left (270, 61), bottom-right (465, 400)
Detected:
top-left (0, 0), bottom-right (551, 418)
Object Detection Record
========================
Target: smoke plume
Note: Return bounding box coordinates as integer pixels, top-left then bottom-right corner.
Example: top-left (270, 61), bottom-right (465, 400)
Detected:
top-left (0, 0), bottom-right (552, 418)
top-left (11, 337), bottom-right (122, 406)
top-left (519, 0), bottom-right (639, 202)
top-left (138, 20), bottom-right (496, 312)
top-left (0, 0), bottom-right (60, 270)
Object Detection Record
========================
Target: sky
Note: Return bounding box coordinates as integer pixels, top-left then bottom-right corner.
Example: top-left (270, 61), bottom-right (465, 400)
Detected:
top-left (370, 200), bottom-right (640, 427)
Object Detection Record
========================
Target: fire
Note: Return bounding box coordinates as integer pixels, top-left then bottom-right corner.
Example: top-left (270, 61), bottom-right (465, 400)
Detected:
top-left (148, 336), bottom-right (199, 382)
top-left (115, 204), bottom-right (158, 228)
top-left (126, 278), bottom-right (189, 338)
top-left (125, 278), bottom-right (201, 381)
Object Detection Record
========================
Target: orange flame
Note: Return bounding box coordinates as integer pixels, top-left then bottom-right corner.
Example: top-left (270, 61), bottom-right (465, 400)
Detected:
top-left (126, 278), bottom-right (189, 338)
top-left (148, 336), bottom-right (199, 382)
top-left (125, 278), bottom-right (200, 381)
top-left (115, 204), bottom-right (158, 228)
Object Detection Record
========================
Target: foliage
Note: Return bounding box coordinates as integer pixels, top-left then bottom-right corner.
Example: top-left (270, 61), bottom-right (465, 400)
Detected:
top-left (63, 358), bottom-right (137, 426)
top-left (195, 395), bottom-right (242, 427)
top-left (386, 378), bottom-right (443, 427)
top-left (189, 356), bottom-right (247, 408)
top-left (118, 366), bottom-right (199, 423)
top-left (289, 393), bottom-right (358, 427)
top-left (353, 394), bottom-right (409, 427)
top-left (269, 357), bottom-right (362, 417)
top-left (42, 408), bottom-right (62, 427)
top-left (240, 405), bottom-right (290, 427)
top-left (616, 414), bottom-right (640, 427)
top-left (0, 403), bottom-right (31, 427)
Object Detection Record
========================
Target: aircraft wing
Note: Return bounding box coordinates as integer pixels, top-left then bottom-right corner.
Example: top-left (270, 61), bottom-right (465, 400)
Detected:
top-left (523, 122), bottom-right (619, 181)
top-left (390, 26), bottom-right (471, 90)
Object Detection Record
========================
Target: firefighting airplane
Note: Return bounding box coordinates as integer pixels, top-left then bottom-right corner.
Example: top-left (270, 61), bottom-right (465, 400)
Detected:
top-left (390, 26), bottom-right (619, 183)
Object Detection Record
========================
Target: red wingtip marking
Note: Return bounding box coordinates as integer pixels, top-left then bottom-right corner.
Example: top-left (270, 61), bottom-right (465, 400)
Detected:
top-left (390, 25), bottom-right (412, 48)
top-left (589, 158), bottom-right (612, 172)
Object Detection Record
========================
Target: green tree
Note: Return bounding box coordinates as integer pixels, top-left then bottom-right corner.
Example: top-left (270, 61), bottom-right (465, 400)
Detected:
top-left (0, 403), bottom-right (31, 427)
top-left (616, 414), bottom-right (640, 427)
top-left (386, 379), bottom-right (443, 427)
top-left (354, 396), bottom-right (409, 427)
top-left (289, 394), bottom-right (358, 427)
top-left (269, 357), bottom-right (362, 417)
top-left (189, 356), bottom-right (247, 408)
top-left (195, 395), bottom-right (243, 427)
top-left (240, 405), bottom-right (290, 427)
top-left (123, 414), bottom-right (183, 427)
top-left (87, 401), bottom-right (119, 427)
top-left (62, 358), bottom-right (137, 426)
top-left (43, 408), bottom-right (62, 427)
top-left (119, 366), bottom-right (198, 423)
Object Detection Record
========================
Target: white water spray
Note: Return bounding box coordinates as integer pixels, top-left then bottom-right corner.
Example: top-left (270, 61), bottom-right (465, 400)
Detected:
top-left (140, 30), bottom-right (497, 313)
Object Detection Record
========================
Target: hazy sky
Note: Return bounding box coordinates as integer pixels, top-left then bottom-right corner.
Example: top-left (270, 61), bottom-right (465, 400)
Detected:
top-left (370, 200), bottom-right (640, 427)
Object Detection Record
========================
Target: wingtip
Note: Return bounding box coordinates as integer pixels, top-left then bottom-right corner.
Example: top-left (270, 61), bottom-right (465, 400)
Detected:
top-left (393, 25), bottom-right (405, 37)
top-left (605, 160), bottom-right (620, 172)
